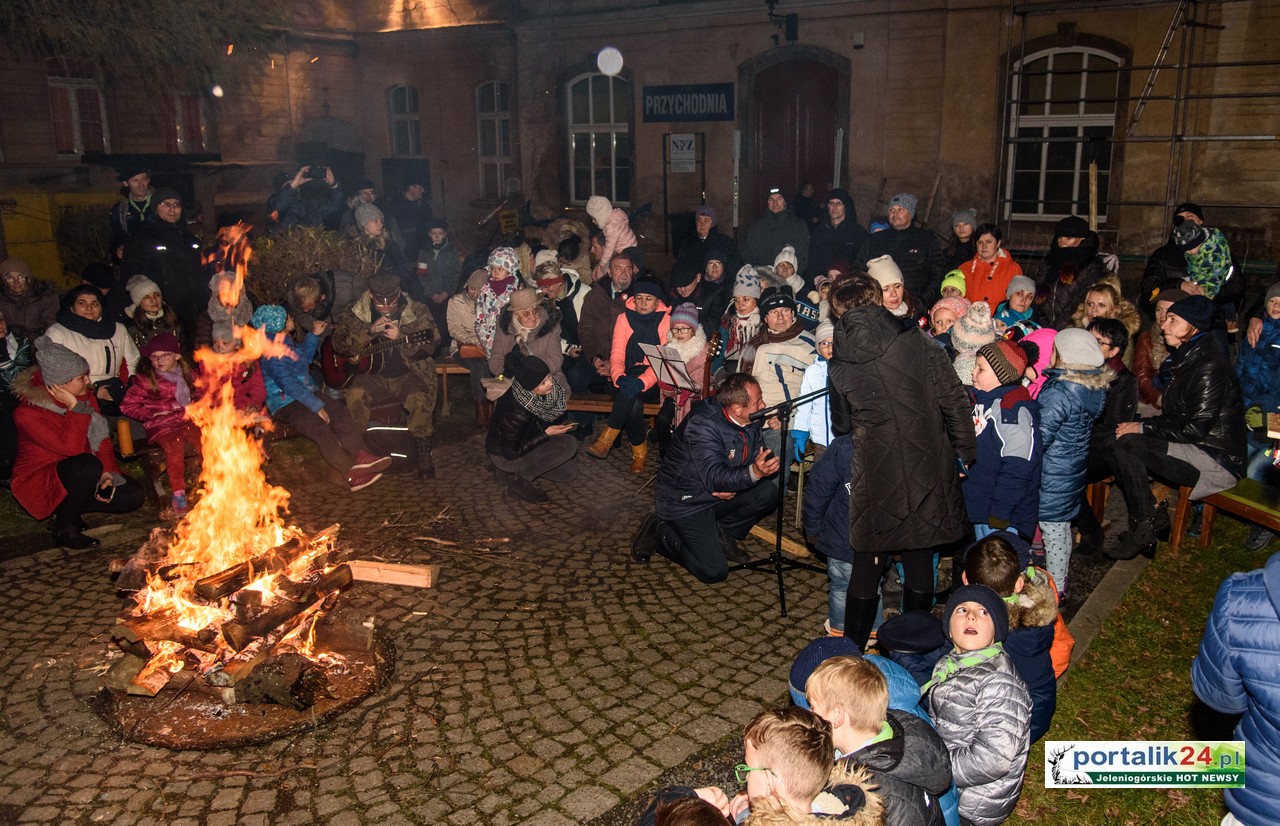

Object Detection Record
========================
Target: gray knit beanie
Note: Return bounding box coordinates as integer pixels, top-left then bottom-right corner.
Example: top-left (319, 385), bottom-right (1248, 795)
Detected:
top-left (34, 335), bottom-right (90, 385)
top-left (890, 193), bottom-right (919, 219)
top-left (354, 203), bottom-right (384, 228)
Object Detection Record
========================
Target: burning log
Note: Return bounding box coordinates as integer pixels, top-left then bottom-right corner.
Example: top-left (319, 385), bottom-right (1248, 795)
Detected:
top-left (207, 595), bottom-right (328, 687)
top-left (194, 523), bottom-right (339, 601)
top-left (221, 564), bottom-right (353, 652)
top-left (113, 610), bottom-right (218, 656)
top-left (236, 652), bottom-right (332, 709)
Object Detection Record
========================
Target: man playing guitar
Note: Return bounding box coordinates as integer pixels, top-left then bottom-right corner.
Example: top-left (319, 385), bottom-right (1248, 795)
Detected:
top-left (331, 272), bottom-right (439, 479)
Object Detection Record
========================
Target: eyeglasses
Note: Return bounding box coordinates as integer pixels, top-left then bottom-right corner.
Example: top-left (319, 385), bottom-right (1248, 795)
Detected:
top-left (734, 764), bottom-right (770, 784)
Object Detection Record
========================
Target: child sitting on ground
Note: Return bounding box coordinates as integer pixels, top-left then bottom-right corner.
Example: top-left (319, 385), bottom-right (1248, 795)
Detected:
top-left (121, 333), bottom-right (203, 518)
top-left (639, 707), bottom-right (883, 825)
top-left (962, 533), bottom-right (1060, 744)
top-left (927, 584), bottom-right (1032, 826)
top-left (1034, 328), bottom-right (1109, 595)
top-left (963, 339), bottom-right (1042, 541)
top-left (792, 321), bottom-right (834, 465)
top-left (807, 655), bottom-right (953, 826)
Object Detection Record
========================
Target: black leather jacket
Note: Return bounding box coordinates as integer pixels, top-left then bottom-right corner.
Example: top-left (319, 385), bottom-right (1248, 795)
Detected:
top-left (1142, 333), bottom-right (1246, 476)
top-left (485, 390), bottom-right (561, 461)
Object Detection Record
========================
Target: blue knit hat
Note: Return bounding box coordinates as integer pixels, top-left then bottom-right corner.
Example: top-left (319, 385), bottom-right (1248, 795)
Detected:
top-left (944, 584), bottom-right (1010, 644)
top-left (251, 304), bottom-right (288, 335)
top-left (788, 636), bottom-right (862, 708)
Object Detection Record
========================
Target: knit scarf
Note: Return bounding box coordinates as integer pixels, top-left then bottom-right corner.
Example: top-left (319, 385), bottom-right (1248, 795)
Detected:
top-left (158, 368), bottom-right (191, 406)
top-left (724, 309), bottom-right (761, 359)
top-left (922, 643), bottom-right (1005, 693)
top-left (55, 307), bottom-right (116, 340)
top-left (740, 318), bottom-right (805, 375)
top-left (487, 274), bottom-right (515, 297)
top-left (623, 309), bottom-right (664, 377)
top-left (511, 378), bottom-right (566, 422)
top-left (70, 399), bottom-right (111, 455)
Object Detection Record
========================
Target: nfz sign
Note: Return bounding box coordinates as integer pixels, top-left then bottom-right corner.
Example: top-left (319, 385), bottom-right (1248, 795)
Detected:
top-left (643, 84), bottom-right (735, 122)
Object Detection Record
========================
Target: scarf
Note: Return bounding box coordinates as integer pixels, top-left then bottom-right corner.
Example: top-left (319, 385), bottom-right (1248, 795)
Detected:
top-left (488, 274), bottom-right (515, 297)
top-left (159, 368), bottom-right (191, 406)
top-left (741, 318), bottom-right (805, 375)
top-left (922, 643), bottom-right (1005, 693)
top-left (511, 378), bottom-right (566, 422)
top-left (68, 399), bottom-right (111, 456)
top-left (55, 307), bottom-right (116, 340)
top-left (623, 309), bottom-right (664, 377)
top-left (668, 327), bottom-right (708, 364)
top-left (512, 311), bottom-right (540, 346)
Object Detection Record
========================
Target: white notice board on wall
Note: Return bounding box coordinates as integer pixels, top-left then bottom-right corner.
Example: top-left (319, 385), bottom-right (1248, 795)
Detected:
top-left (669, 133), bottom-right (696, 173)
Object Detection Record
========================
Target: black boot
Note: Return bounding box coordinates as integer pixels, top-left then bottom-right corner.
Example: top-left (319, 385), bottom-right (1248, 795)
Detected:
top-left (843, 596), bottom-right (882, 653)
top-left (901, 587), bottom-right (934, 615)
top-left (1105, 517), bottom-right (1158, 560)
top-left (53, 523), bottom-right (99, 550)
top-left (413, 435), bottom-right (435, 480)
top-left (631, 513), bottom-right (658, 563)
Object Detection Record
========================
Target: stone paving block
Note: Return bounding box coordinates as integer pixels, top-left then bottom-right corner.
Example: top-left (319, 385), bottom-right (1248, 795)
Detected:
top-left (241, 789), bottom-right (276, 814)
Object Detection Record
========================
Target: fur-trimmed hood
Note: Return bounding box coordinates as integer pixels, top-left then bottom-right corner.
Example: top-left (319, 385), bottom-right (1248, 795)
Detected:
top-left (1041, 363), bottom-right (1114, 392)
top-left (745, 762), bottom-right (885, 826)
top-left (10, 366), bottom-right (63, 414)
top-left (496, 299), bottom-right (562, 339)
top-left (1009, 567), bottom-right (1060, 630)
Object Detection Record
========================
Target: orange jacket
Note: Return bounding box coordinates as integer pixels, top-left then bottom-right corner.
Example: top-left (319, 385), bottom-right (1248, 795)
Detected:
top-left (610, 297), bottom-right (671, 391)
top-left (961, 250), bottom-right (1024, 308)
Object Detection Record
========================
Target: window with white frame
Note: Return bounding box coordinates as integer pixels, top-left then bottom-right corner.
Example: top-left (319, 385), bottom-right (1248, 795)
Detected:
top-left (47, 59), bottom-right (110, 156)
top-left (566, 73), bottom-right (631, 205)
top-left (163, 92), bottom-right (208, 154)
top-left (388, 85), bottom-right (422, 157)
top-left (476, 81), bottom-right (512, 202)
top-left (1007, 48), bottom-right (1120, 220)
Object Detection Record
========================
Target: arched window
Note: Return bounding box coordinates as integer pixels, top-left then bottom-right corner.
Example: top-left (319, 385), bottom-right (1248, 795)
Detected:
top-left (566, 73), bottom-right (631, 205)
top-left (476, 81), bottom-right (512, 202)
top-left (388, 85), bottom-right (422, 157)
top-left (47, 59), bottom-right (109, 156)
top-left (1007, 48), bottom-right (1121, 220)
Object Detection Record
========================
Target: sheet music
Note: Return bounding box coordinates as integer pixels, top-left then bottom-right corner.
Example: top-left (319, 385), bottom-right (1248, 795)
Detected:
top-left (639, 343), bottom-right (701, 393)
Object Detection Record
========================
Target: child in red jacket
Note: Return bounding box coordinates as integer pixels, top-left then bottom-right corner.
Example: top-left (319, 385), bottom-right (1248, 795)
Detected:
top-left (121, 333), bottom-right (202, 518)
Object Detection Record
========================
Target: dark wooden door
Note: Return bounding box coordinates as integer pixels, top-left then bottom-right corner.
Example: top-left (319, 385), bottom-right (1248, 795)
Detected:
top-left (752, 59), bottom-right (838, 213)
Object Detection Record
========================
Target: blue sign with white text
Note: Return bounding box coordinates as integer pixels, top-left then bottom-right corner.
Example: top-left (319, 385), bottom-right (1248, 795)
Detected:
top-left (642, 84), bottom-right (735, 122)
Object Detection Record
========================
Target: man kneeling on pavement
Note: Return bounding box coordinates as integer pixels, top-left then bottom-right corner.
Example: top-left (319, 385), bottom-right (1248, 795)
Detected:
top-left (632, 373), bottom-right (781, 583)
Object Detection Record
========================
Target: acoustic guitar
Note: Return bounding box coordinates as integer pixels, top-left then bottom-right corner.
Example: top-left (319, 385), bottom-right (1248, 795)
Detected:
top-left (320, 329), bottom-right (436, 389)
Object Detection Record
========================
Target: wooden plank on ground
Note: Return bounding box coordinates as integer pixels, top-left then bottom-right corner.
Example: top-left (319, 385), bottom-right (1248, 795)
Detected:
top-left (348, 560), bottom-right (439, 588)
top-left (748, 525), bottom-right (812, 558)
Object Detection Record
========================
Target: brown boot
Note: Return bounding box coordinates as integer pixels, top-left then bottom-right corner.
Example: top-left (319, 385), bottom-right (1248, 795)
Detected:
top-left (587, 426), bottom-right (621, 459)
top-left (630, 442), bottom-right (648, 474)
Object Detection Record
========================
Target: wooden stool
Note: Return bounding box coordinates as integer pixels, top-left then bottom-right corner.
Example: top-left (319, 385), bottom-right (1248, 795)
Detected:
top-left (435, 363), bottom-right (470, 416)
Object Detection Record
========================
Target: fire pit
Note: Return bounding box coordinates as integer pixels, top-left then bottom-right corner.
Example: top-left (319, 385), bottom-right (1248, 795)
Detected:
top-left (93, 227), bottom-right (399, 749)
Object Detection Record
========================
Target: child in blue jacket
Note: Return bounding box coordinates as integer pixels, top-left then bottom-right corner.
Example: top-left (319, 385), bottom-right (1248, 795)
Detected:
top-left (963, 339), bottom-right (1041, 540)
top-left (1034, 328), bottom-right (1109, 596)
top-left (803, 433), bottom-right (856, 635)
top-left (1236, 282), bottom-right (1280, 550)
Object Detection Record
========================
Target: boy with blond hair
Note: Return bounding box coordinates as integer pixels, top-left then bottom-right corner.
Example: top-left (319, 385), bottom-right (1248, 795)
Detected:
top-left (638, 707), bottom-right (882, 825)
top-left (808, 656), bottom-right (952, 826)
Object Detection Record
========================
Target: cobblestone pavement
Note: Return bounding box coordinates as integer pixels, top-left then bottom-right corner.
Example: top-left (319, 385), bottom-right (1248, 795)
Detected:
top-left (0, 415), bottom-right (831, 825)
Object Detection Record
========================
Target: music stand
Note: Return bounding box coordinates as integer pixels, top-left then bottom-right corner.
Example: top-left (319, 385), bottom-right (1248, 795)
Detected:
top-left (730, 386), bottom-right (827, 616)
top-left (639, 343), bottom-right (701, 393)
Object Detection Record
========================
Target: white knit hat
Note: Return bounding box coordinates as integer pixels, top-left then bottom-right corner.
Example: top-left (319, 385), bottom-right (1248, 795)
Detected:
top-left (586, 196), bottom-right (612, 228)
top-left (773, 245), bottom-right (799, 271)
top-left (867, 255), bottom-right (904, 288)
top-left (124, 274), bottom-right (162, 318)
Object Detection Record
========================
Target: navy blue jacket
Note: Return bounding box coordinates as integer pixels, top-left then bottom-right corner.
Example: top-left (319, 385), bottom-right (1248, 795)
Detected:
top-left (655, 396), bottom-right (765, 521)
top-left (1036, 365), bottom-right (1109, 522)
top-left (802, 434), bottom-right (855, 563)
top-left (1003, 568), bottom-right (1060, 743)
top-left (963, 384), bottom-right (1041, 536)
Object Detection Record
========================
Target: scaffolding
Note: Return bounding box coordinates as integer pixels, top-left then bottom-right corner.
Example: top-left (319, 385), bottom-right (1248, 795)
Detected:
top-left (994, 0), bottom-right (1280, 244)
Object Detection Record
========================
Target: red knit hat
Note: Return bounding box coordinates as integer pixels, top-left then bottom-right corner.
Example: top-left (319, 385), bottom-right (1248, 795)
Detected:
top-left (977, 339), bottom-right (1029, 386)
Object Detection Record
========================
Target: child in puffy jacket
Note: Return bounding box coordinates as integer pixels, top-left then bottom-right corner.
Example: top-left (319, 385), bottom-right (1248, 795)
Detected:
top-left (121, 333), bottom-right (202, 518)
top-left (963, 339), bottom-right (1041, 540)
top-left (1236, 282), bottom-right (1280, 550)
top-left (802, 434), bottom-right (856, 636)
top-left (1034, 328), bottom-right (1109, 596)
top-left (927, 584), bottom-right (1032, 826)
top-left (792, 321), bottom-right (834, 463)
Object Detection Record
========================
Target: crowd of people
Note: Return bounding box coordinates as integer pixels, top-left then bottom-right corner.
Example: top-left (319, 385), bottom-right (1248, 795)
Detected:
top-left (1, 165), bottom-right (1276, 825)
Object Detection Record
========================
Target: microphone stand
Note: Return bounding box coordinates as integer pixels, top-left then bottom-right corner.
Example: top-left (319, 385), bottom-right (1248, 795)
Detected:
top-left (732, 386), bottom-right (828, 616)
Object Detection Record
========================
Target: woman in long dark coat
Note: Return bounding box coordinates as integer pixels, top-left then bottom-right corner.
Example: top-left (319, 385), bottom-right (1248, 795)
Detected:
top-left (827, 274), bottom-right (976, 650)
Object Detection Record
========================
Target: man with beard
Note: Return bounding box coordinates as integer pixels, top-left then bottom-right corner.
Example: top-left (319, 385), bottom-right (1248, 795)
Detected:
top-left (809, 188), bottom-right (867, 285)
top-left (108, 165), bottom-right (155, 261)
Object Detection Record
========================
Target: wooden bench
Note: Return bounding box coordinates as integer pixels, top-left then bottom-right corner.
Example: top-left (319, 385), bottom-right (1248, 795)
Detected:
top-left (565, 393), bottom-right (662, 422)
top-left (1172, 479), bottom-right (1280, 552)
top-left (435, 363), bottom-right (470, 416)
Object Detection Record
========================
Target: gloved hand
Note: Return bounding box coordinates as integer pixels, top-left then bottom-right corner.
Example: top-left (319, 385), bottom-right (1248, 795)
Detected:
top-left (987, 516), bottom-right (1011, 530)
top-left (792, 431), bottom-right (810, 463)
top-left (1246, 405), bottom-right (1264, 431)
top-left (615, 375), bottom-right (644, 397)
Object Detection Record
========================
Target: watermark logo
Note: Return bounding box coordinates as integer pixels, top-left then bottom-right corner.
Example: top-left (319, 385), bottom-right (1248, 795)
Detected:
top-left (1044, 741), bottom-right (1245, 788)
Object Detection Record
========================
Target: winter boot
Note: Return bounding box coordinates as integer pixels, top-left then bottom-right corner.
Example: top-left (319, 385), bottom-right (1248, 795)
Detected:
top-left (631, 512), bottom-right (659, 563)
top-left (901, 587), bottom-right (934, 615)
top-left (412, 435), bottom-right (435, 480)
top-left (843, 596), bottom-right (882, 653)
top-left (587, 426), bottom-right (621, 459)
top-left (1105, 516), bottom-right (1158, 560)
top-left (630, 442), bottom-right (648, 474)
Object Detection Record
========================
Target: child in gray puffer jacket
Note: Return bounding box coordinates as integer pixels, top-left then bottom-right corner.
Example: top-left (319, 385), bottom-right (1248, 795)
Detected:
top-left (926, 584), bottom-right (1032, 826)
